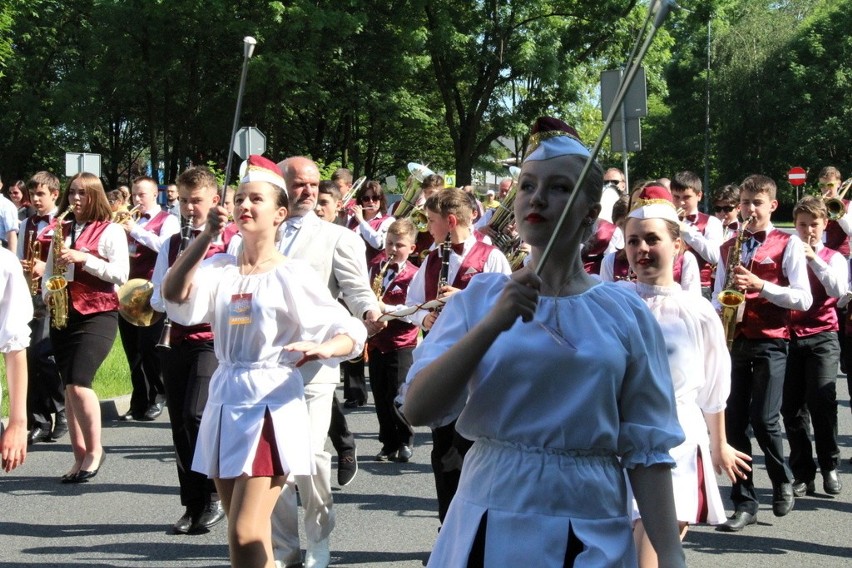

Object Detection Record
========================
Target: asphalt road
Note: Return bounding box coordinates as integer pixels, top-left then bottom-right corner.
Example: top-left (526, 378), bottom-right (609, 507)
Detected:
top-left (2, 377), bottom-right (851, 567)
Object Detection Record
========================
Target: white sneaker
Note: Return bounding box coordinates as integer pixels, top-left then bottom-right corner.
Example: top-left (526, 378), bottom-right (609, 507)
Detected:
top-left (305, 537), bottom-right (330, 568)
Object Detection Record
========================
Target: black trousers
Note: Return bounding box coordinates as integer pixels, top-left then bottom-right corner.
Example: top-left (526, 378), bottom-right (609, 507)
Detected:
top-left (119, 316), bottom-right (165, 414)
top-left (160, 339), bottom-right (217, 509)
top-left (368, 347), bottom-right (414, 452)
top-left (26, 311), bottom-right (64, 429)
top-left (727, 337), bottom-right (792, 514)
top-left (431, 420), bottom-right (474, 523)
top-left (327, 394), bottom-right (356, 455)
top-left (342, 357), bottom-right (368, 404)
top-left (782, 331), bottom-right (840, 479)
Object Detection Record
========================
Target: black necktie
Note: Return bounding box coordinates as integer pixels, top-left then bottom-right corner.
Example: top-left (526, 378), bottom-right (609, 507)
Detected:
top-left (748, 231), bottom-right (766, 244)
top-left (684, 214), bottom-right (698, 223)
top-left (31, 215), bottom-right (49, 225)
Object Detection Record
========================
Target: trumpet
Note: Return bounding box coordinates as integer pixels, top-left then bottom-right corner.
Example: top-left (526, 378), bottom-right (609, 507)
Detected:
top-left (113, 205), bottom-right (142, 225)
top-left (825, 178), bottom-right (852, 221)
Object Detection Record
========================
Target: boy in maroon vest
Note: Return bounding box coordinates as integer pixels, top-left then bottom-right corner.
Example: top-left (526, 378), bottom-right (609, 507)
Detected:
top-left (18, 171), bottom-right (66, 444)
top-left (403, 187), bottom-right (511, 523)
top-left (781, 196), bottom-right (846, 498)
top-left (672, 170), bottom-right (724, 298)
top-left (150, 167), bottom-right (233, 534)
top-left (713, 174), bottom-right (813, 532)
top-left (118, 176), bottom-right (180, 421)
top-left (369, 218), bottom-right (419, 462)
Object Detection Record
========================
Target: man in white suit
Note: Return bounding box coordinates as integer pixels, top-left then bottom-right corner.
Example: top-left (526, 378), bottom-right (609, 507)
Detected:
top-left (272, 156), bottom-right (383, 568)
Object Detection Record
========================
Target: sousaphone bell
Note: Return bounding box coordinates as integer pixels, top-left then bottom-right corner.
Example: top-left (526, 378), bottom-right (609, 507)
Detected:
top-left (118, 278), bottom-right (163, 326)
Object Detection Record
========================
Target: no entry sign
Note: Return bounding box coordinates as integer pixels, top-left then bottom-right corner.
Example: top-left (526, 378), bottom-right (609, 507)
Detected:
top-left (788, 166), bottom-right (807, 186)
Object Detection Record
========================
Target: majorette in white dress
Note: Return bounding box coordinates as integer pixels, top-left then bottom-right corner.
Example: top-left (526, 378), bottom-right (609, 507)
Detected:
top-left (621, 280), bottom-right (730, 525)
top-left (164, 254), bottom-right (366, 479)
top-left (407, 274), bottom-right (684, 567)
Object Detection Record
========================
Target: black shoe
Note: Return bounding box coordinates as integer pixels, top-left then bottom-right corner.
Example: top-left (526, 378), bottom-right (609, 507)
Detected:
top-left (189, 501), bottom-right (225, 533)
top-left (716, 510), bottom-right (757, 532)
top-left (822, 469), bottom-right (842, 495)
top-left (27, 425), bottom-right (52, 445)
top-left (375, 448), bottom-right (397, 462)
top-left (172, 508), bottom-right (196, 534)
top-left (772, 483), bottom-right (794, 517)
top-left (343, 399), bottom-right (365, 409)
top-left (792, 479), bottom-right (815, 497)
top-left (119, 409), bottom-right (144, 421)
top-left (337, 449), bottom-right (358, 486)
top-left (395, 445), bottom-right (414, 463)
top-left (71, 453), bottom-right (106, 483)
top-left (51, 411), bottom-right (68, 440)
top-left (140, 402), bottom-right (164, 421)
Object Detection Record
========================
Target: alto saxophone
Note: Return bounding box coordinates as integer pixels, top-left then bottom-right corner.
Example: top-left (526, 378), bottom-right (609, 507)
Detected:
top-left (25, 229), bottom-right (43, 296)
top-left (45, 206), bottom-right (73, 330)
top-left (717, 215), bottom-right (755, 351)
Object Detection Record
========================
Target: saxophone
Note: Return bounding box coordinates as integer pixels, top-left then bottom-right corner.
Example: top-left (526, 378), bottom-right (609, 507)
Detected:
top-left (717, 215), bottom-right (755, 351)
top-left (45, 206), bottom-right (73, 330)
top-left (372, 258), bottom-right (392, 299)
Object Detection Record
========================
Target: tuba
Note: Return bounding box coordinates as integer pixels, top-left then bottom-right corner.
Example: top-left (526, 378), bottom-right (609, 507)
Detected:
top-left (825, 178), bottom-right (852, 221)
top-left (45, 207), bottom-right (73, 330)
top-left (392, 163), bottom-right (434, 232)
top-left (717, 215), bottom-right (755, 351)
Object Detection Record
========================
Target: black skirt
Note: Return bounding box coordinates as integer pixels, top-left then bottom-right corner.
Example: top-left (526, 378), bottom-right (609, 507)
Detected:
top-left (51, 310), bottom-right (118, 388)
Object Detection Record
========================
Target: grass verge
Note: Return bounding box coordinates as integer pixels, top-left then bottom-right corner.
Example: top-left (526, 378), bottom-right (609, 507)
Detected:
top-left (1, 336), bottom-right (131, 418)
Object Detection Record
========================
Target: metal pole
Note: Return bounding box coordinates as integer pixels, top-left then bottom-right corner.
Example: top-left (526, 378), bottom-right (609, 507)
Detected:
top-left (703, 15), bottom-right (712, 209)
top-left (221, 37), bottom-right (257, 202)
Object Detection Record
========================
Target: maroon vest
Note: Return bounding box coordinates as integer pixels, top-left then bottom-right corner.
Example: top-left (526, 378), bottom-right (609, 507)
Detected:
top-left (165, 223), bottom-right (237, 346)
top-left (790, 246), bottom-right (840, 337)
top-left (720, 230), bottom-right (791, 339)
top-left (348, 214), bottom-right (386, 264)
top-left (423, 241), bottom-right (494, 301)
top-left (582, 219), bottom-right (617, 275)
top-left (64, 220), bottom-right (120, 315)
top-left (369, 260), bottom-right (419, 353)
top-left (824, 201), bottom-right (850, 257)
top-left (683, 212), bottom-right (714, 287)
top-left (673, 254), bottom-right (685, 284)
top-left (410, 231), bottom-right (434, 267)
top-left (129, 210), bottom-right (171, 280)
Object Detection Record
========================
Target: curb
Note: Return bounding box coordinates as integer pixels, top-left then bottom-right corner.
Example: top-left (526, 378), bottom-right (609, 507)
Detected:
top-left (100, 394), bottom-right (132, 422)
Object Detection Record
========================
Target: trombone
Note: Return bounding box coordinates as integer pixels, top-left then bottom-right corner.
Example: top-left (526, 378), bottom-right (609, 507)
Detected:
top-left (825, 178), bottom-right (852, 221)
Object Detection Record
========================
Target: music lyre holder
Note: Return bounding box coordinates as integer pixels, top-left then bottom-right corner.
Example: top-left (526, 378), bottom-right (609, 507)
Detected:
top-left (221, 36), bottom-right (257, 202)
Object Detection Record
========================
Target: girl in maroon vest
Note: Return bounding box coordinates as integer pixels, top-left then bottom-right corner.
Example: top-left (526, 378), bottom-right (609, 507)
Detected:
top-left (44, 172), bottom-right (129, 483)
top-left (782, 196), bottom-right (847, 497)
top-left (348, 180), bottom-right (393, 266)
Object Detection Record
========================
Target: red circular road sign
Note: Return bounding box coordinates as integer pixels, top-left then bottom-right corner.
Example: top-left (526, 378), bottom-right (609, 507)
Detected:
top-left (788, 166), bottom-right (807, 186)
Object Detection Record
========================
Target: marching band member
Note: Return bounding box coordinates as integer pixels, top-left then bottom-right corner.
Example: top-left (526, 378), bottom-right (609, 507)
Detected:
top-left (368, 218), bottom-right (419, 463)
top-left (162, 155), bottom-right (365, 568)
top-left (712, 174), bottom-right (812, 531)
top-left (400, 187), bottom-right (511, 524)
top-left (782, 196), bottom-right (846, 497)
top-left (672, 171), bottom-right (724, 298)
top-left (118, 176), bottom-right (179, 421)
top-left (1, 246), bottom-right (32, 473)
top-left (620, 184), bottom-right (750, 567)
top-left (818, 166), bottom-right (850, 257)
top-left (349, 180), bottom-right (394, 266)
top-left (713, 184), bottom-right (741, 242)
top-left (18, 171), bottom-right (66, 444)
top-left (151, 167), bottom-right (236, 535)
top-left (44, 172), bottom-right (129, 483)
top-left (403, 117), bottom-right (686, 567)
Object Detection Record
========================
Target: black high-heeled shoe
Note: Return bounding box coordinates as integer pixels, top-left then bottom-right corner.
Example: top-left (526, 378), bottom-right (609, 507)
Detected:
top-left (70, 453), bottom-right (106, 483)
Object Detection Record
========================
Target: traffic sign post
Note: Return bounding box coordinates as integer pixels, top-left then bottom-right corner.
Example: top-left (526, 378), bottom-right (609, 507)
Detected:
top-left (65, 152), bottom-right (102, 178)
top-left (233, 126), bottom-right (266, 159)
top-left (788, 166), bottom-right (807, 202)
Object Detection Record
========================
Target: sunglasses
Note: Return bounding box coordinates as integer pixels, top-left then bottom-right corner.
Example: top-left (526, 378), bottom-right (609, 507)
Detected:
top-left (819, 182), bottom-right (839, 189)
top-left (714, 205), bottom-right (735, 213)
top-left (361, 195), bottom-right (379, 202)
top-left (603, 180), bottom-right (621, 187)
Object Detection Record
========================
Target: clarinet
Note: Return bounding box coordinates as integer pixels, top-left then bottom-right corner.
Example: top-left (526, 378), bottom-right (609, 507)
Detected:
top-left (156, 214), bottom-right (194, 351)
top-left (435, 234), bottom-right (452, 314)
